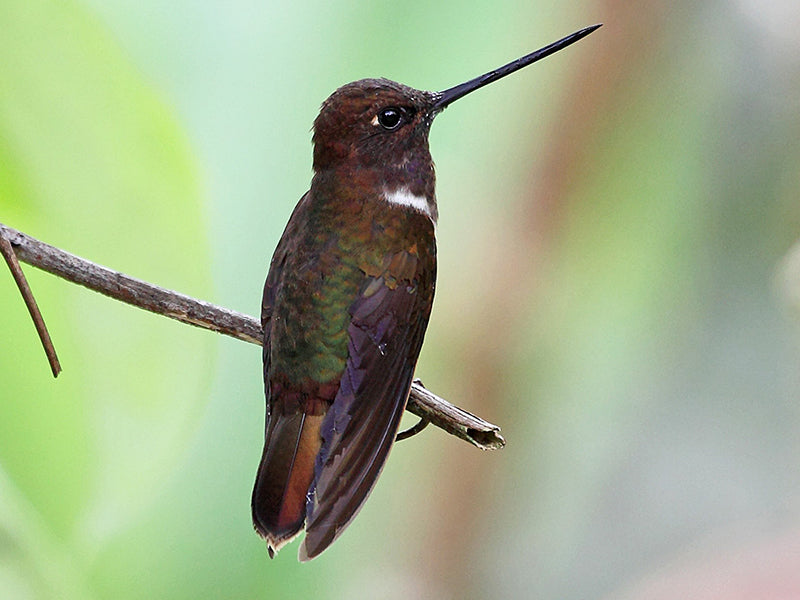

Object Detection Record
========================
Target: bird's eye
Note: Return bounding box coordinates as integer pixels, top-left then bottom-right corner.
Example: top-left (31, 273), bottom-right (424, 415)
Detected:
top-left (377, 107), bottom-right (402, 130)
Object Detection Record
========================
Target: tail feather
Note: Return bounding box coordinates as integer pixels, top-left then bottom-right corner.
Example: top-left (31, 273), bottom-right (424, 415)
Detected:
top-left (251, 411), bottom-right (324, 556)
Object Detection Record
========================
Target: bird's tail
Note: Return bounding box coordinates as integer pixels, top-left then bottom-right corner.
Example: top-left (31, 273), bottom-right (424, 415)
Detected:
top-left (251, 408), bottom-right (324, 557)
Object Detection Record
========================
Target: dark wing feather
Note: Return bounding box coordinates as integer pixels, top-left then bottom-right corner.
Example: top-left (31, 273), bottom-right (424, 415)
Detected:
top-left (300, 244), bottom-right (435, 561)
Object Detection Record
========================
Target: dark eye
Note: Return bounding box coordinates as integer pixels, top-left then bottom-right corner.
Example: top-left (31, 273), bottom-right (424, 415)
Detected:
top-left (377, 107), bottom-right (402, 130)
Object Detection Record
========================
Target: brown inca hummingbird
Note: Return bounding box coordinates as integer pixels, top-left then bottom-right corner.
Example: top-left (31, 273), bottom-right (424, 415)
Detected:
top-left (251, 24), bottom-right (601, 561)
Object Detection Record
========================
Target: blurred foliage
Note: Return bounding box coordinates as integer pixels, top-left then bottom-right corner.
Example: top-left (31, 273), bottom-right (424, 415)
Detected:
top-left (0, 0), bottom-right (213, 597)
top-left (2, 0), bottom-right (800, 599)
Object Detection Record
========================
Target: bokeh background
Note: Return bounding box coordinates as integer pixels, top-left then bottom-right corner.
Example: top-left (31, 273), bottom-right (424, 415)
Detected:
top-left (2, 0), bottom-right (800, 598)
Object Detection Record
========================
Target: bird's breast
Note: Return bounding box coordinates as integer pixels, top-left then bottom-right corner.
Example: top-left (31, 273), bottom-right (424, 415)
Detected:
top-left (267, 190), bottom-right (435, 388)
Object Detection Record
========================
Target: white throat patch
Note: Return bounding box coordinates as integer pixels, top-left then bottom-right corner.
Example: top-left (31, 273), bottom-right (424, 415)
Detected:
top-left (382, 187), bottom-right (435, 221)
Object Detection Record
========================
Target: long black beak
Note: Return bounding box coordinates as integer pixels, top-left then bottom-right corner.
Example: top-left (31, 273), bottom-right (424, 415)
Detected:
top-left (433, 24), bottom-right (602, 111)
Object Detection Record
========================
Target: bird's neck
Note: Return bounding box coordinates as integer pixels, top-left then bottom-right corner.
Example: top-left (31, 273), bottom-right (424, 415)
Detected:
top-left (312, 164), bottom-right (438, 223)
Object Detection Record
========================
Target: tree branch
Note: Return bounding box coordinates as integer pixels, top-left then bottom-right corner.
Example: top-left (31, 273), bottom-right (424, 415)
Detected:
top-left (0, 234), bottom-right (61, 377)
top-left (0, 222), bottom-right (505, 450)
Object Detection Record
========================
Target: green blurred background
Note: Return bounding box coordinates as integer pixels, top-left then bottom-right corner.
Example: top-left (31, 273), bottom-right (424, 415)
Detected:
top-left (2, 0), bottom-right (800, 598)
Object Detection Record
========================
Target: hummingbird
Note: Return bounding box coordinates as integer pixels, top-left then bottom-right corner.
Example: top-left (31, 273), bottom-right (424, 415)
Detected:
top-left (251, 24), bottom-right (601, 561)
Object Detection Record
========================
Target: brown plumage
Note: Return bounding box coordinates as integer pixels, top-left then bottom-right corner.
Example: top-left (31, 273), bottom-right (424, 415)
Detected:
top-left (252, 79), bottom-right (439, 561)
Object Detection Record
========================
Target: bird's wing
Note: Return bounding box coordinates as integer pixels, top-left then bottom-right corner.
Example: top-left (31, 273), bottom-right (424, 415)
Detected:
top-left (301, 239), bottom-right (436, 560)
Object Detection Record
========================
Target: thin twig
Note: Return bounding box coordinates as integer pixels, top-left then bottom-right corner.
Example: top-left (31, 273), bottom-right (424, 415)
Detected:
top-left (0, 222), bottom-right (505, 450)
top-left (0, 234), bottom-right (61, 377)
top-left (395, 413), bottom-right (429, 442)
